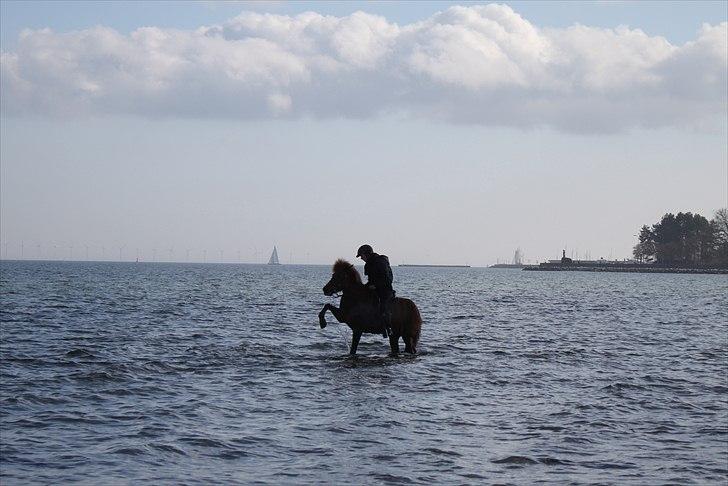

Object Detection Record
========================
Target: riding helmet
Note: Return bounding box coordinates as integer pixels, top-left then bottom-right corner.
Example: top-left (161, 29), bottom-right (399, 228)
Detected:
top-left (356, 244), bottom-right (373, 257)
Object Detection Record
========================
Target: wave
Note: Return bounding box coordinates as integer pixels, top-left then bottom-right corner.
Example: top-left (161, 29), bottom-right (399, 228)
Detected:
top-left (65, 349), bottom-right (97, 359)
top-left (492, 455), bottom-right (538, 465)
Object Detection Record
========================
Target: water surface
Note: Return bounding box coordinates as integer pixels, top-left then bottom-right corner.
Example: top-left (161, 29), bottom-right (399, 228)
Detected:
top-left (1, 261), bottom-right (726, 484)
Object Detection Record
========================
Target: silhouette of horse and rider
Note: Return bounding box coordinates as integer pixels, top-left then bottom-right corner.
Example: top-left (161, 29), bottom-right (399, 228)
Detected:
top-left (319, 244), bottom-right (421, 355)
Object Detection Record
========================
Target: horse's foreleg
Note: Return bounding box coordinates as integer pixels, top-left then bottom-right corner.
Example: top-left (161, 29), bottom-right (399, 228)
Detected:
top-left (318, 304), bottom-right (330, 328)
top-left (328, 305), bottom-right (346, 323)
top-left (389, 335), bottom-right (400, 355)
top-left (350, 330), bottom-right (362, 355)
top-left (319, 304), bottom-right (347, 329)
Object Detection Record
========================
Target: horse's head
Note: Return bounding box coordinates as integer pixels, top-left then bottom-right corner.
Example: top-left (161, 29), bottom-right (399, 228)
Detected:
top-left (323, 259), bottom-right (362, 296)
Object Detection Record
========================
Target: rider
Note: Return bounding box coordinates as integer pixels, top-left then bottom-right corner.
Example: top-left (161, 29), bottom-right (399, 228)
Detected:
top-left (356, 244), bottom-right (395, 338)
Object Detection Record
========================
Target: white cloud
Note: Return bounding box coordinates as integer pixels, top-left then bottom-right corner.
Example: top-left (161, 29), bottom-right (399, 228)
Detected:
top-left (1, 4), bottom-right (725, 132)
top-left (267, 92), bottom-right (292, 114)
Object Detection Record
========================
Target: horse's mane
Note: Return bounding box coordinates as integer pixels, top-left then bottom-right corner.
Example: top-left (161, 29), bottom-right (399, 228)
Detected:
top-left (332, 259), bottom-right (362, 285)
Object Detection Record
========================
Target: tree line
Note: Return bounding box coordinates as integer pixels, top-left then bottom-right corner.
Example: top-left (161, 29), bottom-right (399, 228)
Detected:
top-left (633, 209), bottom-right (728, 267)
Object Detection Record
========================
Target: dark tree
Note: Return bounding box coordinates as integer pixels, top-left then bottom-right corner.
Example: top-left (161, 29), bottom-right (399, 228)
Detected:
top-left (711, 208), bottom-right (728, 266)
top-left (637, 211), bottom-right (724, 267)
top-left (632, 225), bottom-right (655, 262)
top-left (652, 213), bottom-right (680, 264)
top-left (657, 212), bottom-right (712, 264)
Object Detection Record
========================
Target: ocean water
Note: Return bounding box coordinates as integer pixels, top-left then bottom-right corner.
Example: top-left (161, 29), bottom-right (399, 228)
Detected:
top-left (1, 260), bottom-right (726, 484)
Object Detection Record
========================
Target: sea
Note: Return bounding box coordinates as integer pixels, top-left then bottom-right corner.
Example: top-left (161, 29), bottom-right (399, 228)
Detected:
top-left (1, 260), bottom-right (726, 485)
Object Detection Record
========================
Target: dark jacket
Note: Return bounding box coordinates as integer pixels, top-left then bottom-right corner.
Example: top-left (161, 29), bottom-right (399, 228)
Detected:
top-left (364, 253), bottom-right (394, 295)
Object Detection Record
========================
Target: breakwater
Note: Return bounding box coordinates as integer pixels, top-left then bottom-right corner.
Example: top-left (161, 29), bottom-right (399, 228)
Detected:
top-left (524, 263), bottom-right (727, 274)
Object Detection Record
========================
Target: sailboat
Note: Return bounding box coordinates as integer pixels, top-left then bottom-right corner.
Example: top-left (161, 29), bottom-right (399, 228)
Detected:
top-left (267, 246), bottom-right (280, 265)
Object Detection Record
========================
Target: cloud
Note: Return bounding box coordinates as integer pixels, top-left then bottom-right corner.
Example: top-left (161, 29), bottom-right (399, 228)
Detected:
top-left (1, 4), bottom-right (726, 132)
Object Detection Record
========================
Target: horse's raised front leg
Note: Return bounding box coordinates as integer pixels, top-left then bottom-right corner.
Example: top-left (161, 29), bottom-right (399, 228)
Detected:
top-left (319, 303), bottom-right (346, 329)
top-left (350, 330), bottom-right (363, 355)
top-left (318, 304), bottom-right (329, 328)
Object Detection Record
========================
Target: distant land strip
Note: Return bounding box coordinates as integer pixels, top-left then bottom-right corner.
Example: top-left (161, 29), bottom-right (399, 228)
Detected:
top-left (399, 264), bottom-right (471, 268)
top-left (524, 265), bottom-right (727, 275)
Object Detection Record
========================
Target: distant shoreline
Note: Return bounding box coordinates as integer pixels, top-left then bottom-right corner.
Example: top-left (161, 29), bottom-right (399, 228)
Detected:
top-left (399, 264), bottom-right (471, 268)
top-left (524, 265), bottom-right (727, 275)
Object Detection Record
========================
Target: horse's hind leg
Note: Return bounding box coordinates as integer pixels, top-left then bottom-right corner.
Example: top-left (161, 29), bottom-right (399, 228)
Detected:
top-left (350, 331), bottom-right (362, 355)
top-left (389, 335), bottom-right (399, 355)
top-left (404, 336), bottom-right (416, 354)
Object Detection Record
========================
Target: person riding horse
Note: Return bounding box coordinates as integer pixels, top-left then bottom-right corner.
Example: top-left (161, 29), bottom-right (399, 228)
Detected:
top-left (356, 244), bottom-right (394, 338)
top-left (320, 258), bottom-right (421, 355)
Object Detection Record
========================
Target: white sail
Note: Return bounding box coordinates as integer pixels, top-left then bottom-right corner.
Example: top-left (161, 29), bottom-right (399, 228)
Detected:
top-left (268, 246), bottom-right (280, 265)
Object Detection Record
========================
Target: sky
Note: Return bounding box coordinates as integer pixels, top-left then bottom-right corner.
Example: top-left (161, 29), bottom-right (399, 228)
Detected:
top-left (1, 1), bottom-right (726, 266)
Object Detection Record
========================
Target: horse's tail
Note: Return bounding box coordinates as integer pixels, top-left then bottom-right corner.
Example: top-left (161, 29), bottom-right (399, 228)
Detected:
top-left (405, 299), bottom-right (422, 351)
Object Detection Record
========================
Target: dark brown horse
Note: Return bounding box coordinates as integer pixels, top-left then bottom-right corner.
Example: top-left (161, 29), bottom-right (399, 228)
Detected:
top-left (319, 259), bottom-right (422, 355)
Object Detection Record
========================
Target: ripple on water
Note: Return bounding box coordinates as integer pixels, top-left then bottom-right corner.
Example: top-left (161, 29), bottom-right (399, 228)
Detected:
top-left (65, 349), bottom-right (98, 359)
top-left (492, 455), bottom-right (539, 466)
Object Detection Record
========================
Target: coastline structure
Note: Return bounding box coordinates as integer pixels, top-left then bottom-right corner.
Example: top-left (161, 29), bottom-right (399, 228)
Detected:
top-left (491, 248), bottom-right (526, 269)
top-left (525, 251), bottom-right (727, 274)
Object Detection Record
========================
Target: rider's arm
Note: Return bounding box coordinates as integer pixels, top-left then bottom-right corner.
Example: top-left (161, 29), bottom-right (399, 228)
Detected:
top-left (368, 258), bottom-right (388, 289)
top-left (363, 261), bottom-right (375, 288)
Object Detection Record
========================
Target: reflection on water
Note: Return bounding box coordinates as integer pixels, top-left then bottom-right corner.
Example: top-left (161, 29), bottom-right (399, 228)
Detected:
top-left (1, 261), bottom-right (727, 484)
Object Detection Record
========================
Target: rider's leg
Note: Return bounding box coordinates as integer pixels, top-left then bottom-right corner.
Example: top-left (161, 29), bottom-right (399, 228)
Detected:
top-left (379, 298), bottom-right (389, 338)
top-left (381, 293), bottom-right (393, 338)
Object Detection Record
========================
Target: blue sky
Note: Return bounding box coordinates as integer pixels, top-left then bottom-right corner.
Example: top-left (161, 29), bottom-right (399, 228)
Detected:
top-left (2, 1), bottom-right (726, 46)
top-left (1, 2), bottom-right (726, 265)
